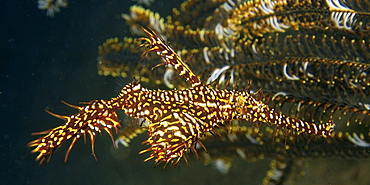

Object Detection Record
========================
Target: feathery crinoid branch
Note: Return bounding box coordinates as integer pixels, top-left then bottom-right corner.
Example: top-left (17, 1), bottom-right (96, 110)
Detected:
top-left (38, 0), bottom-right (68, 17)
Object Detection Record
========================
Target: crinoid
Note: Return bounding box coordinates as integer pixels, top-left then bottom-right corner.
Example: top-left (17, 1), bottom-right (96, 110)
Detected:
top-left (103, 0), bottom-right (370, 162)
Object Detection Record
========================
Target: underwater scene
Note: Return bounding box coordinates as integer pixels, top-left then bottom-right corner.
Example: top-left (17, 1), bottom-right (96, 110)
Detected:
top-left (1, 0), bottom-right (370, 184)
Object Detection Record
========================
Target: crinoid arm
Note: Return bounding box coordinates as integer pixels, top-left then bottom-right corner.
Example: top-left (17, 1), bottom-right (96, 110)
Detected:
top-left (38, 0), bottom-right (68, 17)
top-left (28, 100), bottom-right (121, 164)
top-left (115, 121), bottom-right (148, 147)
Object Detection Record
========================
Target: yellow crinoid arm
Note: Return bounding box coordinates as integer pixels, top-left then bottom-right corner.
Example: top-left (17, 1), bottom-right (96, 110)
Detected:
top-left (115, 121), bottom-right (148, 147)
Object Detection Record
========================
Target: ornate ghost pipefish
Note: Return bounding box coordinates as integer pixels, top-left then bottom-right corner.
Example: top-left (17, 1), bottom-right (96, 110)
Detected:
top-left (28, 27), bottom-right (335, 166)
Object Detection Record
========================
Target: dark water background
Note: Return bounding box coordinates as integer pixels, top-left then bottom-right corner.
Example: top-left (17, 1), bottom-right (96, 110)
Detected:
top-left (1, 1), bottom-right (369, 185)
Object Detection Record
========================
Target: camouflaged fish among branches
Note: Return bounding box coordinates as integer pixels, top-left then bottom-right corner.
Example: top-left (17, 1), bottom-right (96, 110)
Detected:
top-left (28, 26), bottom-right (335, 166)
top-left (30, 1), bottom-right (369, 184)
top-left (100, 0), bottom-right (369, 149)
